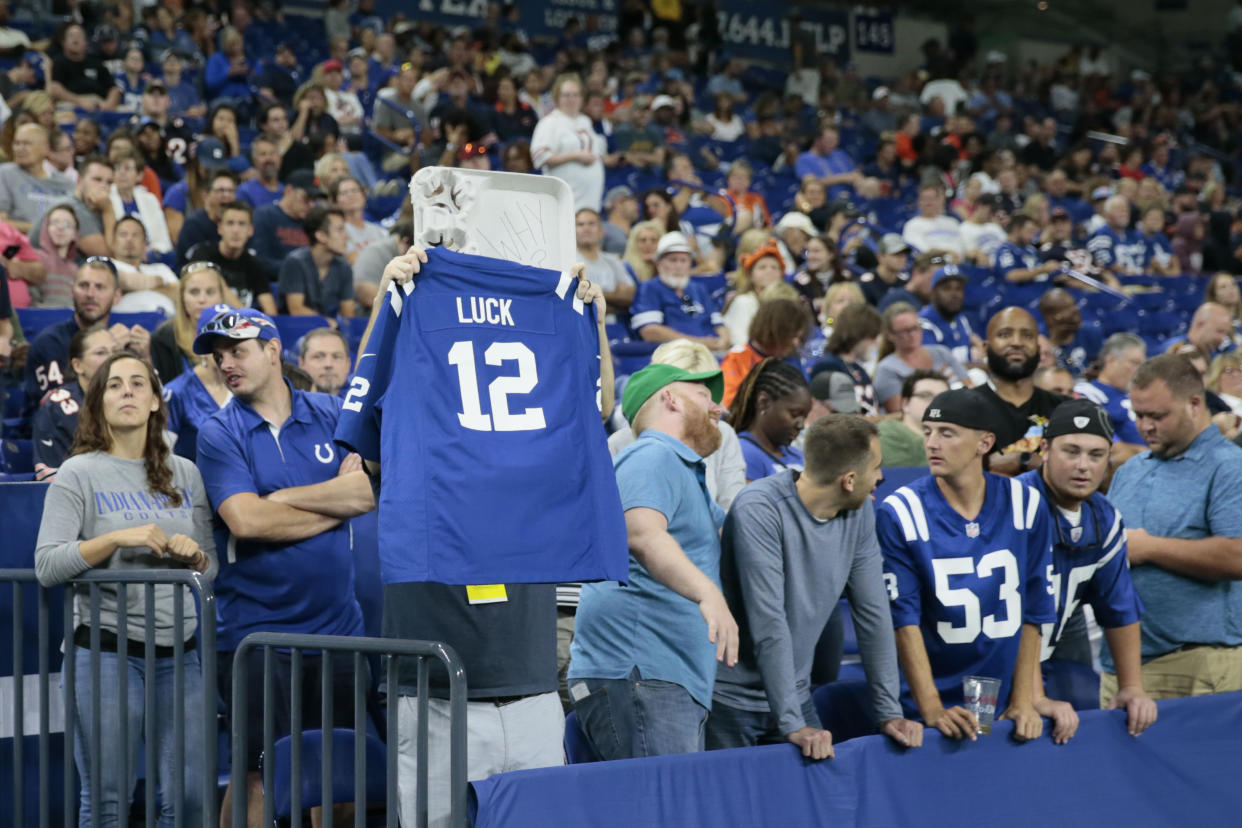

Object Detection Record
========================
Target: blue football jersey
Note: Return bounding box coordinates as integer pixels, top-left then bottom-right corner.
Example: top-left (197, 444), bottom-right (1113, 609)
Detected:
top-left (1073, 379), bottom-right (1144, 444)
top-left (1016, 471), bottom-right (1144, 660)
top-left (334, 247), bottom-right (628, 585)
top-left (993, 241), bottom-right (1047, 282)
top-left (1087, 226), bottom-right (1148, 272)
top-left (163, 369), bottom-right (229, 462)
top-left (877, 473), bottom-right (1056, 713)
top-left (919, 305), bottom-right (974, 366)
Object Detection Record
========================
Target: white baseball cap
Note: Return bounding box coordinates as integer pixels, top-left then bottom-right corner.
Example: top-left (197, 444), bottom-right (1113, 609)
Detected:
top-left (775, 211), bottom-right (818, 237)
top-left (656, 231), bottom-right (695, 260)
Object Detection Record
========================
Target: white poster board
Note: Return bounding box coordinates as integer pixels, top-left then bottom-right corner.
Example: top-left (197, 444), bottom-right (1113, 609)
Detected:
top-left (409, 168), bottom-right (576, 272)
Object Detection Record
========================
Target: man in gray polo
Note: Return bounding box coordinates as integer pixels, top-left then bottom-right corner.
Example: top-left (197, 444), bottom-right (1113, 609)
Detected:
top-left (709, 414), bottom-right (923, 758)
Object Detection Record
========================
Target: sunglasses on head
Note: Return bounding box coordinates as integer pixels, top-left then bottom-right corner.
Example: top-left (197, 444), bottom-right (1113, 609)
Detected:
top-left (200, 311), bottom-right (274, 339)
top-left (84, 256), bottom-right (118, 277)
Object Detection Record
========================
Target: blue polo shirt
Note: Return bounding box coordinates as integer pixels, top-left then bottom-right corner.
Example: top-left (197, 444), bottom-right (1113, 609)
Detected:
top-left (196, 379), bottom-right (364, 651)
top-left (629, 277), bottom-right (723, 340)
top-left (569, 429), bottom-right (727, 708)
top-left (1105, 425), bottom-right (1242, 666)
top-left (919, 305), bottom-right (974, 365)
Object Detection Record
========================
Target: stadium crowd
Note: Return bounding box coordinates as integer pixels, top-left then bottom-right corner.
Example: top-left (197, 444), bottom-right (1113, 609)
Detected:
top-left (4, 0), bottom-right (1242, 825)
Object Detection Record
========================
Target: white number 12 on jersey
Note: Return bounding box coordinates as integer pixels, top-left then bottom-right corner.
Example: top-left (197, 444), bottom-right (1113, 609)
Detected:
top-left (448, 340), bottom-right (546, 432)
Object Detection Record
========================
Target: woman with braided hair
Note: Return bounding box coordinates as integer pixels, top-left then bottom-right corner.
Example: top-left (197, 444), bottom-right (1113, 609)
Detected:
top-left (729, 357), bottom-right (813, 481)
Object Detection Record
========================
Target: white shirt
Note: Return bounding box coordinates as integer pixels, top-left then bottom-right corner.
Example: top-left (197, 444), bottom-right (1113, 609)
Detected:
top-left (902, 214), bottom-right (965, 258)
top-left (919, 79), bottom-right (968, 115)
top-left (531, 109), bottom-right (606, 212)
top-left (960, 221), bottom-right (1007, 260)
top-left (112, 261), bottom-right (177, 316)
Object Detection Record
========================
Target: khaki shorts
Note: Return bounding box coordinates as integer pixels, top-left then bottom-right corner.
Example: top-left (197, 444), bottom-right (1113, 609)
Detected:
top-left (1100, 644), bottom-right (1242, 706)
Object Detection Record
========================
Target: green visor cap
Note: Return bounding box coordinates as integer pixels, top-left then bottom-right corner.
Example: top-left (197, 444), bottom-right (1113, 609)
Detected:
top-left (621, 363), bottom-right (724, 424)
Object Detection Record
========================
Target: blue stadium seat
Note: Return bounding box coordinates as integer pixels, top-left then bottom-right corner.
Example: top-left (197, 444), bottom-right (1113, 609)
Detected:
top-left (1100, 307), bottom-right (1141, 336)
top-left (1129, 292), bottom-right (1171, 312)
top-left (112, 311), bottom-right (169, 332)
top-left (610, 340), bottom-right (658, 376)
top-left (341, 316), bottom-right (371, 356)
top-left (268, 728), bottom-right (387, 819)
top-left (1138, 310), bottom-right (1186, 337)
top-left (604, 322), bottom-right (630, 344)
top-left (2, 439), bottom-right (33, 474)
top-left (3, 386), bottom-right (25, 431)
top-left (16, 307), bottom-right (72, 341)
top-left (564, 711), bottom-right (601, 764)
top-left (273, 315), bottom-right (333, 352)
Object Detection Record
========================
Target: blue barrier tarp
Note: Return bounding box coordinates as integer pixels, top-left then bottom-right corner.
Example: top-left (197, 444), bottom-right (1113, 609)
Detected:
top-left (470, 692), bottom-right (1242, 828)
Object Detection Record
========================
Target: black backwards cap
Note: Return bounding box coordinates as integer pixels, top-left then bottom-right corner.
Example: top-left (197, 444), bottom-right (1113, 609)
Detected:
top-left (922, 388), bottom-right (1000, 434)
top-left (1043, 398), bottom-right (1114, 443)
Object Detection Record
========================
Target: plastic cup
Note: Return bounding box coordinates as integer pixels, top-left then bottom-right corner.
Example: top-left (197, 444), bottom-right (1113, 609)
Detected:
top-left (962, 675), bottom-right (1001, 735)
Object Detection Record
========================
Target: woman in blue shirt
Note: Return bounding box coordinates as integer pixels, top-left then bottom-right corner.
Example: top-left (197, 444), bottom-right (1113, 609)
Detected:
top-left (728, 358), bottom-right (812, 481)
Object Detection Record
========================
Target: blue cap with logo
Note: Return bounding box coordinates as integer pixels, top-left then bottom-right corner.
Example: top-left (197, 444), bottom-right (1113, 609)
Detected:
top-left (193, 307), bottom-right (281, 354)
top-left (931, 263), bottom-right (968, 289)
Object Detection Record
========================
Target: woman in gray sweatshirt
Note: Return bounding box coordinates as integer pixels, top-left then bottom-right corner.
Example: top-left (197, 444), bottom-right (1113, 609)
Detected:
top-left (35, 352), bottom-right (217, 828)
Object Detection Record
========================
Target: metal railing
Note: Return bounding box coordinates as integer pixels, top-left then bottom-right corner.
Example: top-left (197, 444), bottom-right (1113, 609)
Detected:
top-left (1, 568), bottom-right (217, 828)
top-left (229, 632), bottom-right (467, 828)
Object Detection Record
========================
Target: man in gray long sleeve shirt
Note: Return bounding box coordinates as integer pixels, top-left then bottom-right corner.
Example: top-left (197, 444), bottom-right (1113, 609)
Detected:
top-left (709, 415), bottom-right (923, 759)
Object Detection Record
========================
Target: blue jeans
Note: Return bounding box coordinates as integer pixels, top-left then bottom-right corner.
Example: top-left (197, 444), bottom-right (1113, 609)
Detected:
top-left (571, 667), bottom-right (707, 760)
top-left (70, 647), bottom-right (205, 828)
top-left (704, 697), bottom-right (822, 750)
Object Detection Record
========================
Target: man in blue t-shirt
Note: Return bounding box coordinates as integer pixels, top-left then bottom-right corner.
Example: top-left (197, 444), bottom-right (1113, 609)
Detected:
top-left (1017, 399), bottom-right (1157, 740)
top-left (1073, 332), bottom-right (1147, 456)
top-left (236, 135), bottom-right (284, 208)
top-left (570, 363), bottom-right (739, 760)
top-left (919, 264), bottom-right (976, 365)
top-left (795, 124), bottom-right (860, 201)
top-left (630, 232), bottom-right (728, 351)
top-left (876, 388), bottom-right (1054, 743)
top-left (193, 307), bottom-right (373, 820)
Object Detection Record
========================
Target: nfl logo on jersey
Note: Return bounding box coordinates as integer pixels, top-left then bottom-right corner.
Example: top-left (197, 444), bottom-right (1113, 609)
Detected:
top-left (1070, 526), bottom-right (1083, 542)
top-left (966, 521), bottom-right (980, 538)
